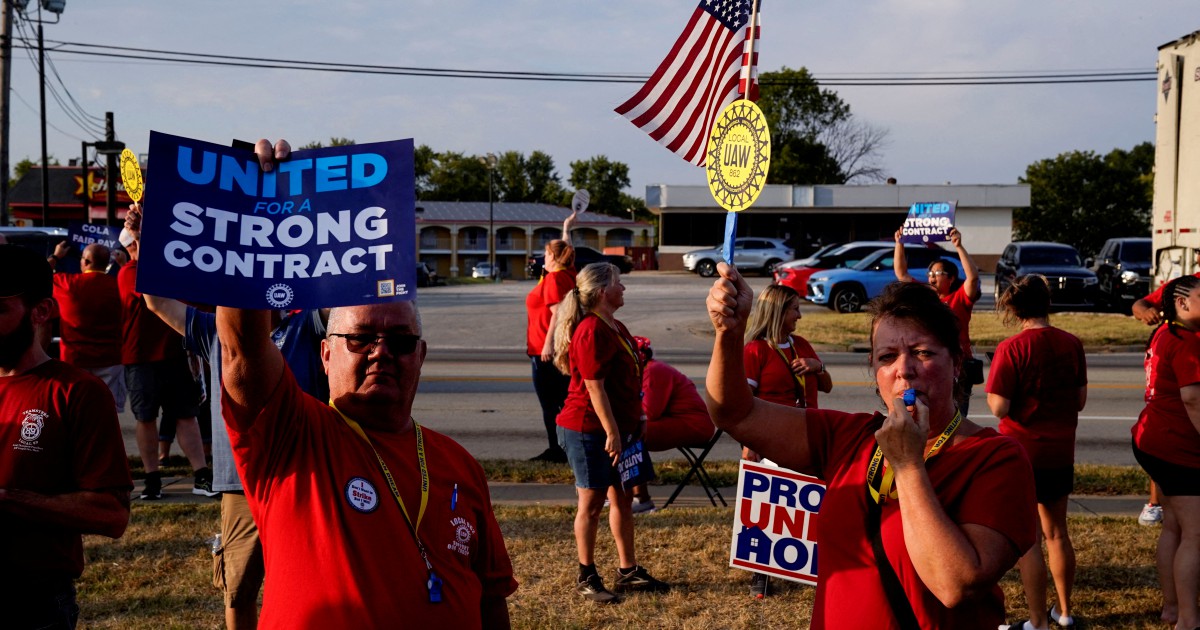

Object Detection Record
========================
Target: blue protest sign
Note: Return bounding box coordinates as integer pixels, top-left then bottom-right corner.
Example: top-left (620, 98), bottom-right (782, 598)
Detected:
top-left (137, 132), bottom-right (416, 309)
top-left (899, 201), bottom-right (957, 244)
top-left (67, 221), bottom-right (122, 252)
top-left (617, 437), bottom-right (655, 492)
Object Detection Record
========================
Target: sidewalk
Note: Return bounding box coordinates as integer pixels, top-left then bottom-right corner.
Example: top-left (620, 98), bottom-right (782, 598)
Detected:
top-left (134, 476), bottom-right (1149, 517)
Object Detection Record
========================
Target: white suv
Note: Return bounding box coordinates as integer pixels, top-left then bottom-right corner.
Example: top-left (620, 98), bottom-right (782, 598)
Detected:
top-left (682, 238), bottom-right (794, 277)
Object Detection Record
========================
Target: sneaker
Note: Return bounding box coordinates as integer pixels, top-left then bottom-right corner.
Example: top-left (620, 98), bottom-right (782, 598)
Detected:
top-left (631, 497), bottom-right (657, 514)
top-left (193, 467), bottom-right (219, 498)
top-left (576, 573), bottom-right (618, 604)
top-left (1049, 605), bottom-right (1075, 628)
top-left (1138, 503), bottom-right (1163, 526)
top-left (613, 565), bottom-right (670, 593)
top-left (139, 471), bottom-right (163, 500)
top-left (750, 572), bottom-right (770, 599)
top-left (530, 447), bottom-right (568, 464)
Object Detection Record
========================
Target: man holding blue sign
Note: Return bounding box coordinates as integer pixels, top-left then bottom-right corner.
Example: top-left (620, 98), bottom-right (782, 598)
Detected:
top-left (48, 241), bottom-right (125, 413)
top-left (151, 138), bottom-right (518, 628)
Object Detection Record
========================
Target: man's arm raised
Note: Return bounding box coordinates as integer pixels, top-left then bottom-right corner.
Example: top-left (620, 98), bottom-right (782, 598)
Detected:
top-left (217, 308), bottom-right (284, 420)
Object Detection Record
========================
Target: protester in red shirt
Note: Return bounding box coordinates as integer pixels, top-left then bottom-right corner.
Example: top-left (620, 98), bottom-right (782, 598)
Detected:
top-left (553, 262), bottom-right (669, 604)
top-left (894, 226), bottom-right (982, 416)
top-left (213, 139), bottom-right (517, 629)
top-left (740, 283), bottom-right (831, 597)
top-left (987, 274), bottom-right (1087, 630)
top-left (626, 336), bottom-right (717, 513)
top-left (1132, 274), bottom-right (1200, 629)
top-left (0, 244), bottom-right (131, 628)
top-left (48, 241), bottom-right (125, 413)
top-left (120, 205), bottom-right (212, 500)
top-left (525, 218), bottom-right (576, 464)
top-left (707, 267), bottom-right (1036, 629)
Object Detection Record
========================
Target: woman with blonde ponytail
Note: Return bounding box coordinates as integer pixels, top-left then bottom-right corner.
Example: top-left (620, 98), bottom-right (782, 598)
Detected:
top-left (552, 263), bottom-right (669, 604)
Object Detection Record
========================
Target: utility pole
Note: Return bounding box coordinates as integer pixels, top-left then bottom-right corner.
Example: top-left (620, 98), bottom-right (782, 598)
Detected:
top-left (104, 111), bottom-right (116, 224)
top-left (0, 1), bottom-right (12, 226)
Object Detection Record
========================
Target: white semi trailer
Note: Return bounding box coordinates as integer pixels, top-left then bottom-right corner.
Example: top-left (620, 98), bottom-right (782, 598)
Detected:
top-left (1153, 30), bottom-right (1200, 286)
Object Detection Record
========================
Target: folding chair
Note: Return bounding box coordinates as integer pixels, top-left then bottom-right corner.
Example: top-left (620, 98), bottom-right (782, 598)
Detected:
top-left (661, 429), bottom-right (727, 509)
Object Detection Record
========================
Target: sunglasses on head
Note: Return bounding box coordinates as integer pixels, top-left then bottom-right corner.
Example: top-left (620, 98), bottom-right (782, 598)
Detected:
top-left (328, 332), bottom-right (421, 355)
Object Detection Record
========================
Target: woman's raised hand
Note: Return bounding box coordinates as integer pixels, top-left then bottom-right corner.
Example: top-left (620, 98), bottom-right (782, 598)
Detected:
top-left (707, 262), bottom-right (753, 334)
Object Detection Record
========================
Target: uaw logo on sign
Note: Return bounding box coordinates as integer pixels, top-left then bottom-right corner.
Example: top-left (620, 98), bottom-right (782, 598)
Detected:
top-left (729, 461), bottom-right (824, 586)
top-left (345, 477), bottom-right (379, 513)
top-left (14, 409), bottom-right (48, 453)
top-left (448, 516), bottom-right (476, 556)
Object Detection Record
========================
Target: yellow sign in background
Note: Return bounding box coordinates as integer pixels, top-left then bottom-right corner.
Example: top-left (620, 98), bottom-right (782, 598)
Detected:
top-left (119, 148), bottom-right (144, 203)
top-left (705, 100), bottom-right (771, 212)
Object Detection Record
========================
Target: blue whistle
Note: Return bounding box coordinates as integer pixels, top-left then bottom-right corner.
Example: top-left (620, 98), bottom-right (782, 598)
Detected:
top-left (903, 388), bottom-right (916, 407)
top-left (427, 571), bottom-right (443, 603)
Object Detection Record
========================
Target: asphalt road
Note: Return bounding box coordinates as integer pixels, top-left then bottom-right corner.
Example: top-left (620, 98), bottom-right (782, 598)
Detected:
top-left (117, 271), bottom-right (1147, 467)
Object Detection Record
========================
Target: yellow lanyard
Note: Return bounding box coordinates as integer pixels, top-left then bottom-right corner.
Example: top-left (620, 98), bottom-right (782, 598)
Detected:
top-left (866, 409), bottom-right (962, 504)
top-left (595, 313), bottom-right (642, 379)
top-left (768, 337), bottom-right (806, 405)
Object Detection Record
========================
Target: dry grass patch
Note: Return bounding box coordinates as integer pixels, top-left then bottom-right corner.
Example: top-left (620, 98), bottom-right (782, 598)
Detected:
top-left (79, 505), bottom-right (1167, 629)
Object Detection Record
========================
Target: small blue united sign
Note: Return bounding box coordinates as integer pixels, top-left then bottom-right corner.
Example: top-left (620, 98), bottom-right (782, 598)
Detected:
top-left (729, 460), bottom-right (824, 586)
top-left (899, 201), bottom-right (957, 245)
top-left (66, 221), bottom-right (122, 252)
top-left (137, 132), bottom-right (416, 309)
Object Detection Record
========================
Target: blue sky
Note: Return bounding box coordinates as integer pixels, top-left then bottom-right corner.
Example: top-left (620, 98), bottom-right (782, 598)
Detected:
top-left (6, 1), bottom-right (1193, 198)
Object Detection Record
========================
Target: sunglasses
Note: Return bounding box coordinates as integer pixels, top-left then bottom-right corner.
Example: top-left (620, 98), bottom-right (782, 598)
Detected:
top-left (328, 332), bottom-right (421, 355)
top-left (927, 271), bottom-right (951, 277)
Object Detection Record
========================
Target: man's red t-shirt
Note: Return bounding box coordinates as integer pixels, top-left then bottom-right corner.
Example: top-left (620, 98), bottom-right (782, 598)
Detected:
top-left (0, 360), bottom-right (132, 584)
top-left (744, 335), bottom-right (823, 408)
top-left (52, 271), bottom-right (122, 368)
top-left (1133, 325), bottom-right (1200, 467)
top-left (556, 314), bottom-right (642, 435)
top-left (117, 260), bottom-right (184, 365)
top-left (986, 327), bottom-right (1087, 468)
top-left (802, 409), bottom-right (1036, 629)
top-left (223, 369), bottom-right (517, 629)
top-left (940, 285), bottom-right (976, 357)
top-left (524, 269), bottom-right (576, 356)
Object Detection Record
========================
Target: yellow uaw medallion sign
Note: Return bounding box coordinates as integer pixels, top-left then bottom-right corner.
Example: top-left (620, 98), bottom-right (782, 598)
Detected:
top-left (706, 100), bottom-right (770, 212)
top-left (119, 148), bottom-right (144, 203)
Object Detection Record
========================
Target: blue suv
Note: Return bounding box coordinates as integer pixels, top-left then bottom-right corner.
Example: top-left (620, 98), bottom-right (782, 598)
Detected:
top-left (806, 245), bottom-right (965, 313)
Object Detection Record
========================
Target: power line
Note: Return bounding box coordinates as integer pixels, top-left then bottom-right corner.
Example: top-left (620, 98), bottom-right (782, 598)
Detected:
top-left (18, 39), bottom-right (1159, 87)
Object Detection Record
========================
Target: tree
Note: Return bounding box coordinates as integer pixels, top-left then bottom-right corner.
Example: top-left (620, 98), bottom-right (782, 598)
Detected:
top-left (1016, 142), bottom-right (1153, 258)
top-left (298, 137), bottom-right (356, 149)
top-left (12, 156), bottom-right (59, 187)
top-left (756, 67), bottom-right (889, 184)
top-left (567, 156), bottom-right (630, 217)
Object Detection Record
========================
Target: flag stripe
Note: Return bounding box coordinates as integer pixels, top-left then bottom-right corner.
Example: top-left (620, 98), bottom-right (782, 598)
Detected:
top-left (615, 0), bottom-right (761, 167)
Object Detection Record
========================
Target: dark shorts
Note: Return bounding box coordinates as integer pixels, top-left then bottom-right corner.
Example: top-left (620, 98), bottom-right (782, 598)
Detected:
top-left (0, 580), bottom-right (78, 629)
top-left (1134, 441), bottom-right (1200, 497)
top-left (558, 426), bottom-right (617, 490)
top-left (1032, 466), bottom-right (1074, 503)
top-left (126, 356), bottom-right (200, 422)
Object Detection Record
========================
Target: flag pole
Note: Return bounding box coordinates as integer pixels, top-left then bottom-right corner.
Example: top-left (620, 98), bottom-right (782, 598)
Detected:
top-left (724, 0), bottom-right (760, 266)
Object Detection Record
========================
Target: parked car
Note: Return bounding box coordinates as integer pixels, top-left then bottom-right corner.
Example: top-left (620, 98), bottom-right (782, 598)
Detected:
top-left (471, 262), bottom-right (497, 279)
top-left (525, 245), bottom-right (634, 278)
top-left (682, 237), bottom-right (794, 277)
top-left (0, 226), bottom-right (69, 257)
top-left (994, 241), bottom-right (1098, 308)
top-left (806, 245), bottom-right (965, 313)
top-left (774, 241), bottom-right (892, 295)
top-left (1087, 237), bottom-right (1151, 310)
top-left (416, 262), bottom-right (439, 287)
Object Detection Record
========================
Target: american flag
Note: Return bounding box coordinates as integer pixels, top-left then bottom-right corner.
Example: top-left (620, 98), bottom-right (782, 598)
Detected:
top-left (615, 0), bottom-right (761, 167)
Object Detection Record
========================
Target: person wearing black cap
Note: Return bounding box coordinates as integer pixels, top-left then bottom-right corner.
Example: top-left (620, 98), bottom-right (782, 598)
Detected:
top-left (0, 244), bottom-right (132, 629)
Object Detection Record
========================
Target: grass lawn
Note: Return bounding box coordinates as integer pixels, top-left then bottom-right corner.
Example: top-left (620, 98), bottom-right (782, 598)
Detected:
top-left (799, 310), bottom-right (1152, 350)
top-left (78, 504), bottom-right (1167, 629)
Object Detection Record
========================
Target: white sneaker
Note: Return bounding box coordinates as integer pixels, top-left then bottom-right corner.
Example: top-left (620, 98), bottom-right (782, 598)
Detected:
top-left (631, 497), bottom-right (657, 514)
top-left (1138, 503), bottom-right (1163, 526)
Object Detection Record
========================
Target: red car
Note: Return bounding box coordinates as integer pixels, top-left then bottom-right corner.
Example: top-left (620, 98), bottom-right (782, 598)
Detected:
top-left (774, 241), bottom-right (892, 294)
